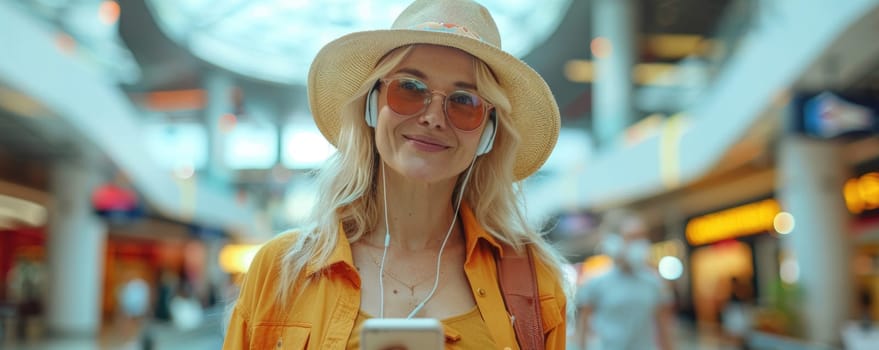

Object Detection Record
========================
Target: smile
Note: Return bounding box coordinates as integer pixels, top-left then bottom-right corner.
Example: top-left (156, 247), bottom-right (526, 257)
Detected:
top-left (404, 135), bottom-right (450, 151)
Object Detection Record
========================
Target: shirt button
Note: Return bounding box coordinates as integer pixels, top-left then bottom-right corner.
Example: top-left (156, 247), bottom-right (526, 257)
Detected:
top-left (504, 347), bottom-right (512, 350)
top-left (477, 288), bottom-right (486, 297)
top-left (276, 338), bottom-right (282, 348)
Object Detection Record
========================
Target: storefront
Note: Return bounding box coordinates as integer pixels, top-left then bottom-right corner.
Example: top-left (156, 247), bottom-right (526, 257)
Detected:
top-left (680, 158), bottom-right (879, 334)
top-left (848, 158), bottom-right (879, 322)
top-left (0, 216), bottom-right (217, 325)
top-left (684, 197), bottom-right (783, 331)
top-left (0, 226), bottom-right (47, 326)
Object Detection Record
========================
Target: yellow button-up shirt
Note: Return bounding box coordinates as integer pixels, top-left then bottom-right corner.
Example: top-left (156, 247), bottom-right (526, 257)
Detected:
top-left (223, 205), bottom-right (567, 349)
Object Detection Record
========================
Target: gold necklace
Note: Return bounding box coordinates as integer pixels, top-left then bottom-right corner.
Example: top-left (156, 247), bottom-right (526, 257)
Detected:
top-left (364, 247), bottom-right (439, 296)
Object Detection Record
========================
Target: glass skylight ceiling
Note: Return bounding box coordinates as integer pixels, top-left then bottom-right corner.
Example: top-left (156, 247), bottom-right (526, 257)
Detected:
top-left (147, 0), bottom-right (572, 84)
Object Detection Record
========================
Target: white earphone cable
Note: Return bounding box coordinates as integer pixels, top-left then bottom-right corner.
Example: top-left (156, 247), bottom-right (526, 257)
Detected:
top-left (405, 158), bottom-right (475, 318)
top-left (379, 163), bottom-right (391, 319)
top-left (378, 147), bottom-right (480, 318)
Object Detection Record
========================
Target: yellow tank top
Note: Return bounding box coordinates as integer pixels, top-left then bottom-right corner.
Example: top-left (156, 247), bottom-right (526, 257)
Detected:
top-left (346, 306), bottom-right (497, 349)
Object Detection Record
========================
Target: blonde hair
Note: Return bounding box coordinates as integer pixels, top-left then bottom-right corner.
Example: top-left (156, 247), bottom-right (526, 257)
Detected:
top-left (276, 44), bottom-right (573, 306)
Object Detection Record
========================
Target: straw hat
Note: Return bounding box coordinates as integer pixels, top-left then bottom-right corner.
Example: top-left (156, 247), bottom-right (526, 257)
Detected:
top-left (308, 0), bottom-right (560, 180)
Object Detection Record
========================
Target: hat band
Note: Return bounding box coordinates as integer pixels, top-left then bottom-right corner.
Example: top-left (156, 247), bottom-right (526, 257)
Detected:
top-left (408, 21), bottom-right (483, 42)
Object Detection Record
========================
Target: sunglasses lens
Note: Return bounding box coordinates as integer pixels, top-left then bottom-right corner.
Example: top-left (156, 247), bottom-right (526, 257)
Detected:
top-left (446, 92), bottom-right (485, 131)
top-left (384, 78), bottom-right (487, 131)
top-left (387, 78), bottom-right (427, 115)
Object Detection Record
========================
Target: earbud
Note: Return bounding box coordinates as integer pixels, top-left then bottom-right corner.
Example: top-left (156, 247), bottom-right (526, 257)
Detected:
top-left (475, 111), bottom-right (497, 156)
top-left (365, 84), bottom-right (379, 127)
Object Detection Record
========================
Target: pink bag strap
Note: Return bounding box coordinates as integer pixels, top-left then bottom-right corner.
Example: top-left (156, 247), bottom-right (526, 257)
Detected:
top-left (496, 243), bottom-right (544, 350)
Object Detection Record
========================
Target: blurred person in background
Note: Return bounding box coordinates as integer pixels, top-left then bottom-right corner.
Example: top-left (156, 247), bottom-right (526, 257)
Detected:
top-left (6, 257), bottom-right (44, 341)
top-left (116, 275), bottom-right (150, 348)
top-left (841, 286), bottom-right (879, 350)
top-left (223, 0), bottom-right (571, 349)
top-left (575, 211), bottom-right (674, 350)
top-left (153, 268), bottom-right (178, 323)
top-left (169, 283), bottom-right (204, 331)
top-left (721, 276), bottom-right (753, 349)
top-left (118, 276), bottom-right (150, 322)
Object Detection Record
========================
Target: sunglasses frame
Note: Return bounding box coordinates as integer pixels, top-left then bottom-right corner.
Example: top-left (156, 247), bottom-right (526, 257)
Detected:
top-left (378, 77), bottom-right (494, 132)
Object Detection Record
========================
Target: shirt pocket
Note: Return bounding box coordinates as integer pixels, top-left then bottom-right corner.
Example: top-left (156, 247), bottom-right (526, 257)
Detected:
top-left (251, 323), bottom-right (312, 350)
top-left (539, 294), bottom-right (563, 334)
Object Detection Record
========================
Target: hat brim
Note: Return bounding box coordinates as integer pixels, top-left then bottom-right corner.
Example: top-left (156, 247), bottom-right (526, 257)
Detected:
top-left (308, 29), bottom-right (560, 180)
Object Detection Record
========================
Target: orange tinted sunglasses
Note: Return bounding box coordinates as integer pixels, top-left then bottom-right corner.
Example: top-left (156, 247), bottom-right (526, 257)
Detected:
top-left (380, 77), bottom-right (493, 131)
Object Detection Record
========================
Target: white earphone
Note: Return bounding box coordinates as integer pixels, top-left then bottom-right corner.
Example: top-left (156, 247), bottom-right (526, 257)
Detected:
top-left (377, 159), bottom-right (476, 319)
top-left (365, 87), bottom-right (496, 156)
top-left (365, 86), bottom-right (380, 127)
top-left (476, 115), bottom-right (496, 156)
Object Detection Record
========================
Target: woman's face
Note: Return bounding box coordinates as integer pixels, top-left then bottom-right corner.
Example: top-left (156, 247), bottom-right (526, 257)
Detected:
top-left (374, 45), bottom-right (489, 184)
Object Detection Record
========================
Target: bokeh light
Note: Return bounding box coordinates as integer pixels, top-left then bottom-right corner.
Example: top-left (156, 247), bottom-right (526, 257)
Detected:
top-left (780, 258), bottom-right (800, 284)
top-left (98, 1), bottom-right (121, 25)
top-left (174, 163), bottom-right (195, 180)
top-left (658, 256), bottom-right (684, 280)
top-left (773, 212), bottom-right (795, 234)
top-left (591, 36), bottom-right (612, 59)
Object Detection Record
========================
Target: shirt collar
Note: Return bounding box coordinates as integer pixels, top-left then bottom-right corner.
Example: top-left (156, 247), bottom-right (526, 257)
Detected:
top-left (460, 202), bottom-right (506, 261)
top-left (305, 226), bottom-right (360, 288)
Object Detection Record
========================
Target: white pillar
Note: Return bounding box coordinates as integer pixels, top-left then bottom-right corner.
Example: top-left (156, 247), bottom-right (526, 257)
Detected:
top-left (591, 0), bottom-right (637, 148)
top-left (46, 155), bottom-right (107, 337)
top-left (204, 70), bottom-right (235, 183)
top-left (205, 237), bottom-right (228, 304)
top-left (777, 135), bottom-right (852, 345)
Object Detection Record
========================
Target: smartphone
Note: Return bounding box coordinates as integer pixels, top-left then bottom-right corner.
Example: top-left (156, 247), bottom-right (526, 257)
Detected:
top-left (360, 318), bottom-right (444, 350)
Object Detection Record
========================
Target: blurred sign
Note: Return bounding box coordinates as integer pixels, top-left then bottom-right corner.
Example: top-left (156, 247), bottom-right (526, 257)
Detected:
top-left (219, 244), bottom-right (262, 274)
top-left (92, 184), bottom-right (142, 222)
top-left (144, 122), bottom-right (208, 170)
top-left (187, 224), bottom-right (226, 240)
top-left (552, 211), bottom-right (598, 239)
top-left (795, 92), bottom-right (878, 139)
top-left (685, 199), bottom-right (781, 246)
top-left (687, 172), bottom-right (878, 246)
top-left (225, 121), bottom-right (278, 169)
top-left (844, 172), bottom-right (879, 216)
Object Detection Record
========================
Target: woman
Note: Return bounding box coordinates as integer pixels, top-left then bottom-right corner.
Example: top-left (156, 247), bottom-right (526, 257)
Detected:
top-left (223, 0), bottom-right (570, 349)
